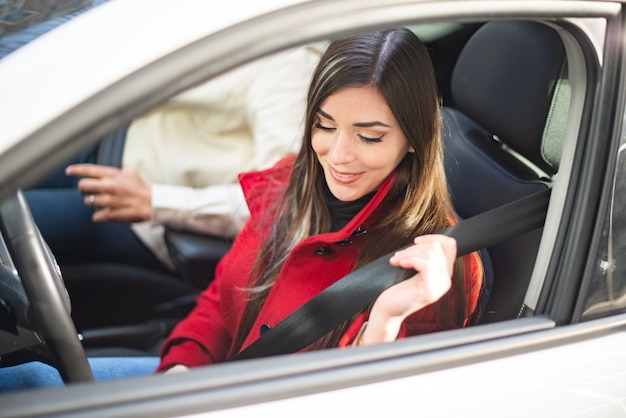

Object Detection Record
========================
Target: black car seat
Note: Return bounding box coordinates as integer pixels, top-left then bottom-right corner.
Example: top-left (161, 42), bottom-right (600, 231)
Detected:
top-left (442, 20), bottom-right (568, 324)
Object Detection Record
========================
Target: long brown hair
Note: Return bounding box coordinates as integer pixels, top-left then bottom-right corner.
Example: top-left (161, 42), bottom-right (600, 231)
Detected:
top-left (234, 28), bottom-right (478, 352)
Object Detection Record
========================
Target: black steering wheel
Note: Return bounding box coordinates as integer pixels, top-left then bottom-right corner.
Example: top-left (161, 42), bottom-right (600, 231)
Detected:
top-left (0, 190), bottom-right (93, 383)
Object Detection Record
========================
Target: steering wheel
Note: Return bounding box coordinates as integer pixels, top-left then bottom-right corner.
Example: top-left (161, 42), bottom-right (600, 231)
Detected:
top-left (0, 190), bottom-right (93, 383)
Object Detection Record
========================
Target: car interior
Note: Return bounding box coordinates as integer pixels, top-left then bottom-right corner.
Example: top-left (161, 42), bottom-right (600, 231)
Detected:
top-left (0, 16), bottom-right (574, 383)
top-left (441, 20), bottom-right (567, 323)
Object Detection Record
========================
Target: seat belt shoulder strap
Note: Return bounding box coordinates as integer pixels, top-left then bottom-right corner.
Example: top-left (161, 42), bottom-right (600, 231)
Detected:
top-left (234, 187), bottom-right (551, 360)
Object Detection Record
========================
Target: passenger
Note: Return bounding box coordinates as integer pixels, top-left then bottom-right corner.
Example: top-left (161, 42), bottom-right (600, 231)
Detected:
top-left (158, 28), bottom-right (483, 373)
top-left (0, 28), bottom-right (483, 390)
top-left (24, 44), bottom-right (323, 274)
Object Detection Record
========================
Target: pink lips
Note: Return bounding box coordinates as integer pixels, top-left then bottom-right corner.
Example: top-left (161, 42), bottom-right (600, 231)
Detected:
top-left (327, 164), bottom-right (363, 185)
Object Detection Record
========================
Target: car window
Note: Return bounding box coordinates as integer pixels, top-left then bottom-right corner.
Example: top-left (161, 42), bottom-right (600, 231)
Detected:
top-left (0, 0), bottom-right (107, 59)
top-left (581, 112), bottom-right (626, 319)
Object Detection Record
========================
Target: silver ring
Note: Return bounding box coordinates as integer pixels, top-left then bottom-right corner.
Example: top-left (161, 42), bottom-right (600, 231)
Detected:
top-left (88, 194), bottom-right (95, 205)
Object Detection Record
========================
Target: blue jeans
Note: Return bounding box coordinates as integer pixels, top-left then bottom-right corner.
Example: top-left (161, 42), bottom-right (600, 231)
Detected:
top-left (0, 357), bottom-right (160, 392)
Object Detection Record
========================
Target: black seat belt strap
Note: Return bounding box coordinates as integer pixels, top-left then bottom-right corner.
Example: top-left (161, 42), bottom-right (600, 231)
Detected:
top-left (234, 187), bottom-right (551, 361)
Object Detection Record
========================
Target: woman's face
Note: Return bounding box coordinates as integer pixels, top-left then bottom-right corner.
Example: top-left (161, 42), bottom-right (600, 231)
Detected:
top-left (312, 86), bottom-right (412, 201)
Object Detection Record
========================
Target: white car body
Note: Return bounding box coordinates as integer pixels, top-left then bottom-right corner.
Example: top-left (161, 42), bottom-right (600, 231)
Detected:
top-left (0, 1), bottom-right (625, 417)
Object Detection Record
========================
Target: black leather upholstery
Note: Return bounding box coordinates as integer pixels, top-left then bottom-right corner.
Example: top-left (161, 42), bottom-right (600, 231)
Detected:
top-left (94, 123), bottom-right (128, 168)
top-left (450, 21), bottom-right (566, 176)
top-left (164, 229), bottom-right (232, 289)
top-left (443, 21), bottom-right (567, 323)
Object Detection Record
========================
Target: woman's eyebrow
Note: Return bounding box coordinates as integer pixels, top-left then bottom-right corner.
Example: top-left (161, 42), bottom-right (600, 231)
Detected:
top-left (317, 108), bottom-right (391, 128)
top-left (317, 108), bottom-right (334, 121)
top-left (354, 121), bottom-right (391, 128)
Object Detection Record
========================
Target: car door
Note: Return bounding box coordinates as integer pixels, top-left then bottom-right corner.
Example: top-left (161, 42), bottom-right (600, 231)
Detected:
top-left (1, 1), bottom-right (626, 417)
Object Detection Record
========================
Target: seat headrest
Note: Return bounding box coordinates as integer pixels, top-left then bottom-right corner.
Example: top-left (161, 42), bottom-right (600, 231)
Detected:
top-left (451, 21), bottom-right (567, 175)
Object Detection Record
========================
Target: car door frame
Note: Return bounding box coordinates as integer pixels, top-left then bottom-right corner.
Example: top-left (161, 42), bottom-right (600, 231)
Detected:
top-left (2, 0), bottom-right (626, 417)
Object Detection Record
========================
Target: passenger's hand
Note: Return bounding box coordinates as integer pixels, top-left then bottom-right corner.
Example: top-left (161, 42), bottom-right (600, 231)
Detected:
top-left (66, 163), bottom-right (152, 223)
top-left (359, 234), bottom-right (456, 345)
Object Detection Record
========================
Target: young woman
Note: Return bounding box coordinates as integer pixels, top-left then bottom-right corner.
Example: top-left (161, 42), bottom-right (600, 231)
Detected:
top-left (158, 28), bottom-right (483, 373)
top-left (0, 28), bottom-right (483, 390)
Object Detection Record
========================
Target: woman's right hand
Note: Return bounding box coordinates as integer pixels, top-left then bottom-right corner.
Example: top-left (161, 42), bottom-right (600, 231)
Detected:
top-left (358, 234), bottom-right (457, 345)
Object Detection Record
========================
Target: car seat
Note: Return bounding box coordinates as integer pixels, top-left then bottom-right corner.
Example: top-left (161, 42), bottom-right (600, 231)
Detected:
top-left (442, 20), bottom-right (568, 323)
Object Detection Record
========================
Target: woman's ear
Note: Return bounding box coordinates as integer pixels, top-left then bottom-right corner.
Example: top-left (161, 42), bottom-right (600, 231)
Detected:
top-left (408, 146), bottom-right (415, 153)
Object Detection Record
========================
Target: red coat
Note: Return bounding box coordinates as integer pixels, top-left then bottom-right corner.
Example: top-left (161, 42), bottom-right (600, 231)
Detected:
top-left (158, 157), bottom-right (482, 370)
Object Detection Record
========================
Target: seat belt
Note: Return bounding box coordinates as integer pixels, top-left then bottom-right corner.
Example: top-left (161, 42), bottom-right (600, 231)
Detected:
top-left (233, 187), bottom-right (551, 361)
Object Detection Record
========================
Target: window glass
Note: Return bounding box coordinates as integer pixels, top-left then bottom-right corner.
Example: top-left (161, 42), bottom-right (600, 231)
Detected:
top-left (582, 113), bottom-right (626, 318)
top-left (0, 0), bottom-right (107, 59)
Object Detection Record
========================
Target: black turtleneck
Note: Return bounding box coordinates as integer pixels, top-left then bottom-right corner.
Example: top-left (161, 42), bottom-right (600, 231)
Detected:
top-left (323, 182), bottom-right (375, 232)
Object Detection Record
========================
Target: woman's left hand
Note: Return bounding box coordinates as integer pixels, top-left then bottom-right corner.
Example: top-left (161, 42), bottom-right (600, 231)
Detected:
top-left (358, 234), bottom-right (457, 345)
